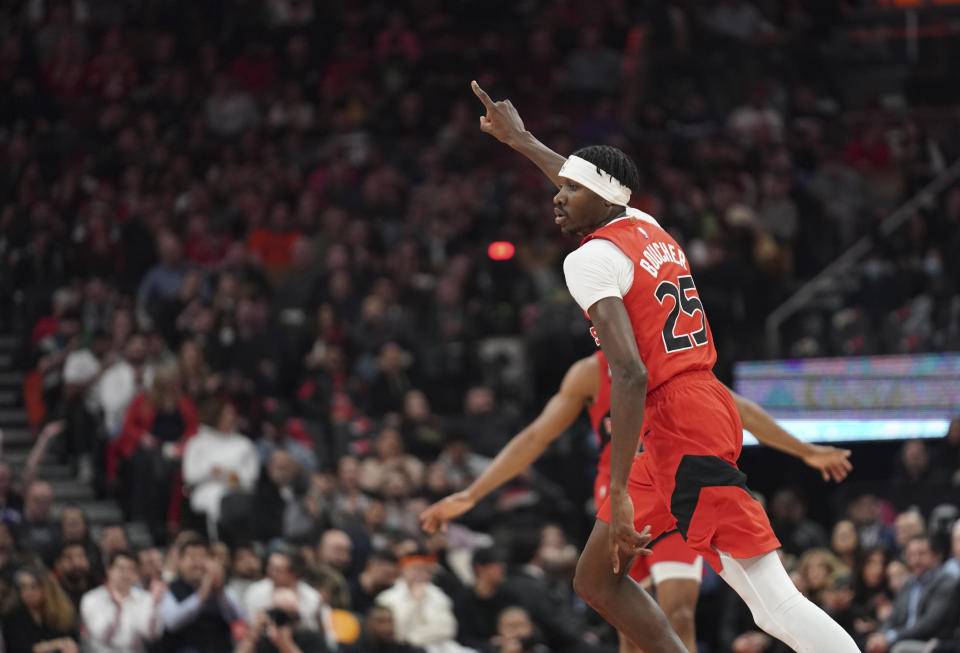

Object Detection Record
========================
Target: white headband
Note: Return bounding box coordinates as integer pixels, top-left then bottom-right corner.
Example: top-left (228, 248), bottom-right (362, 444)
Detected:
top-left (558, 155), bottom-right (632, 206)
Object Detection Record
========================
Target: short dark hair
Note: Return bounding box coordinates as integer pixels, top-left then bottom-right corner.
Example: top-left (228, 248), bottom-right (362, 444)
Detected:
top-left (367, 550), bottom-right (398, 566)
top-left (107, 549), bottom-right (137, 569)
top-left (569, 145), bottom-right (641, 197)
top-left (472, 546), bottom-right (506, 568)
top-left (178, 535), bottom-right (209, 557)
top-left (56, 541), bottom-right (88, 561)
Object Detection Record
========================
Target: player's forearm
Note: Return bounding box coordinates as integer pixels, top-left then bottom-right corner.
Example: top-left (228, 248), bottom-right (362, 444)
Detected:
top-left (608, 371), bottom-right (647, 494)
top-left (734, 394), bottom-right (814, 459)
top-left (509, 131), bottom-right (566, 188)
top-left (465, 426), bottom-right (554, 502)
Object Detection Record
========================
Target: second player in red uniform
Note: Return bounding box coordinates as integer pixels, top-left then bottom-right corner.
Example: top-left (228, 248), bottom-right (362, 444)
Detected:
top-left (420, 348), bottom-right (852, 652)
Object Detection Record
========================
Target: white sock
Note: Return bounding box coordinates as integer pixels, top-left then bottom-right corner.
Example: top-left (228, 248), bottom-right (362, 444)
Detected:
top-left (718, 550), bottom-right (859, 653)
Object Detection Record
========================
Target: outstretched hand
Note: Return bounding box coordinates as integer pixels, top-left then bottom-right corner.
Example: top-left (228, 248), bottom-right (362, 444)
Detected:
top-left (472, 80), bottom-right (527, 147)
top-left (802, 445), bottom-right (853, 483)
top-left (419, 490), bottom-right (476, 534)
top-left (609, 493), bottom-right (652, 574)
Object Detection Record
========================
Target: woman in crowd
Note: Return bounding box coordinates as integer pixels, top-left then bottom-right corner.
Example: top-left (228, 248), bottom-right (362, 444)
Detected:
top-left (2, 566), bottom-right (79, 653)
top-left (177, 338), bottom-right (220, 401)
top-left (831, 519), bottom-right (860, 569)
top-left (108, 364), bottom-right (198, 541)
top-left (794, 548), bottom-right (849, 608)
top-left (359, 427), bottom-right (424, 494)
top-left (851, 547), bottom-right (893, 642)
top-left (182, 398), bottom-right (259, 544)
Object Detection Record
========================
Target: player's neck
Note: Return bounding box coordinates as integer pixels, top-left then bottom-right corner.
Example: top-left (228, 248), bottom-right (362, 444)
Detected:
top-left (593, 207), bottom-right (628, 231)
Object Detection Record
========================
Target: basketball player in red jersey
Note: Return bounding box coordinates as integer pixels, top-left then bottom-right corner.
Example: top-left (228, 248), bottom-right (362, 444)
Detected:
top-left (420, 349), bottom-right (852, 652)
top-left (468, 81), bottom-right (860, 653)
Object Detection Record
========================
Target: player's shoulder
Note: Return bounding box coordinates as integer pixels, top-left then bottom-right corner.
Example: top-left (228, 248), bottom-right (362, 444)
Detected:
top-left (562, 354), bottom-right (601, 397)
top-left (625, 207), bottom-right (662, 228)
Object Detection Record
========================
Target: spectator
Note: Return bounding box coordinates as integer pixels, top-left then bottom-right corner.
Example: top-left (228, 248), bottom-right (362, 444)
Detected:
top-left (98, 524), bottom-right (130, 574)
top-left (110, 363), bottom-right (198, 541)
top-left (366, 343), bottom-right (415, 418)
top-left (0, 462), bottom-right (22, 525)
top-left (400, 390), bottom-right (445, 460)
top-left (849, 495), bottom-right (896, 553)
top-left (182, 398), bottom-right (259, 542)
top-left (253, 450), bottom-right (308, 543)
top-left (54, 542), bottom-right (97, 609)
top-left (892, 441), bottom-right (951, 500)
top-left (486, 607), bottom-right (549, 653)
top-left (793, 548), bottom-right (848, 608)
top-left (305, 529), bottom-right (353, 609)
top-left (60, 328), bottom-right (115, 482)
top-left (769, 488), bottom-right (828, 556)
top-left (831, 519), bottom-right (861, 570)
top-left (159, 535), bottom-right (243, 653)
top-left (453, 547), bottom-right (515, 650)
top-left (331, 456), bottom-right (371, 530)
top-left (350, 551), bottom-right (399, 617)
top-left (244, 550), bottom-right (333, 639)
top-left (236, 587), bottom-right (329, 653)
top-left (137, 230), bottom-right (190, 331)
top-left (450, 387), bottom-right (518, 459)
top-left (58, 507), bottom-right (101, 575)
top-left (16, 480), bottom-right (58, 564)
top-left (894, 511), bottom-right (927, 556)
top-left (97, 333), bottom-right (153, 439)
top-left (80, 550), bottom-right (166, 653)
top-left (376, 553), bottom-right (462, 653)
top-left (866, 535), bottom-right (960, 653)
top-left (3, 565), bottom-right (78, 653)
top-left (503, 529), bottom-right (586, 653)
top-left (565, 26), bottom-right (620, 96)
top-left (852, 547), bottom-right (893, 640)
top-left (945, 520), bottom-right (960, 577)
top-left (346, 605), bottom-right (425, 653)
top-left (137, 546), bottom-right (165, 590)
top-left (359, 428), bottom-right (424, 494)
top-left (230, 542), bottom-right (265, 599)
top-left (256, 400), bottom-right (317, 473)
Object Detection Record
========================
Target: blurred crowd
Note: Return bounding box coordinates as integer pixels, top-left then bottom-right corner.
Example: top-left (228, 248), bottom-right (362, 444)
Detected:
top-left (1, 0), bottom-right (960, 652)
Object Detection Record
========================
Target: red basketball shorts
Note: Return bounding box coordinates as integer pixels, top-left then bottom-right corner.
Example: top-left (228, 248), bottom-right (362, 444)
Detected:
top-left (595, 464), bottom-right (701, 584)
top-left (596, 371), bottom-right (780, 572)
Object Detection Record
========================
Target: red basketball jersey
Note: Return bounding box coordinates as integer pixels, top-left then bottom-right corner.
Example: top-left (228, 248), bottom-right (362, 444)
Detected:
top-left (587, 350), bottom-right (613, 476)
top-left (581, 216), bottom-right (716, 393)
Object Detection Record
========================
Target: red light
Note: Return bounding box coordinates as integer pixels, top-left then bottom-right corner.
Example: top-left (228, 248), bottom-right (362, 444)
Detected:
top-left (487, 241), bottom-right (515, 261)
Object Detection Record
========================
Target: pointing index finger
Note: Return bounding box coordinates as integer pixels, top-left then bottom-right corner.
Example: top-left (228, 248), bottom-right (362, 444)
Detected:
top-left (471, 80), bottom-right (494, 109)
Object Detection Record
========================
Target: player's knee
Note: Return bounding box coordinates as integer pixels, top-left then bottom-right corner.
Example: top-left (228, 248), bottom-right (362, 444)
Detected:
top-left (664, 603), bottom-right (695, 638)
top-left (573, 561), bottom-right (610, 608)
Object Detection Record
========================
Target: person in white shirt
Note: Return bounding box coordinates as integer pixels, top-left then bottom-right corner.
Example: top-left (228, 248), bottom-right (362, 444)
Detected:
top-left (244, 550), bottom-right (337, 650)
top-left (98, 334), bottom-right (153, 438)
top-left (81, 550), bottom-right (166, 653)
top-left (62, 329), bottom-right (115, 483)
top-left (183, 399), bottom-right (259, 540)
top-left (376, 554), bottom-right (470, 653)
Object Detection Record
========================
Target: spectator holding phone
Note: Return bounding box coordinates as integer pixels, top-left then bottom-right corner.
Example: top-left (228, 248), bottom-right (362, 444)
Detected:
top-left (235, 587), bottom-right (329, 653)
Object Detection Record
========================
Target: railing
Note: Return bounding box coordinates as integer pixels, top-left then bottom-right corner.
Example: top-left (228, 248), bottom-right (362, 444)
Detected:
top-left (764, 156), bottom-right (960, 357)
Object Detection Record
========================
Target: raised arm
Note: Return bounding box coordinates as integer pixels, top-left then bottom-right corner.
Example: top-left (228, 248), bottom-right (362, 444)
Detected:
top-left (728, 389), bottom-right (852, 483)
top-left (472, 80), bottom-right (567, 188)
top-left (588, 297), bottom-right (651, 572)
top-left (420, 356), bottom-right (598, 533)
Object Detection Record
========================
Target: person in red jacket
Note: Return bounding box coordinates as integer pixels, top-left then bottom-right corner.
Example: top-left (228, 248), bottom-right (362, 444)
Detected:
top-left (109, 364), bottom-right (197, 542)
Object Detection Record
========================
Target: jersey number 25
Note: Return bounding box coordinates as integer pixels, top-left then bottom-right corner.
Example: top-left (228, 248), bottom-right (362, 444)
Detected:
top-left (655, 275), bottom-right (708, 353)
